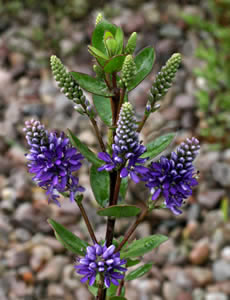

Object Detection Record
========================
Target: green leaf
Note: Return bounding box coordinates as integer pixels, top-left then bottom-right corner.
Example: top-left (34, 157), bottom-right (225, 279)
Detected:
top-left (110, 297), bottom-right (127, 300)
top-left (120, 177), bottom-right (128, 201)
top-left (128, 47), bottom-right (155, 91)
top-left (104, 55), bottom-right (126, 73)
top-left (97, 205), bottom-right (141, 218)
top-left (88, 284), bottom-right (98, 297)
top-left (141, 133), bottom-right (176, 160)
top-left (115, 27), bottom-right (124, 54)
top-left (88, 45), bottom-right (109, 60)
top-left (93, 94), bottom-right (112, 126)
top-left (67, 129), bottom-right (102, 167)
top-left (70, 71), bottom-right (113, 97)
top-left (90, 165), bottom-right (110, 207)
top-left (121, 234), bottom-right (168, 259)
top-left (126, 262), bottom-right (153, 281)
top-left (48, 219), bottom-right (88, 255)
top-left (92, 20), bottom-right (117, 55)
top-left (126, 258), bottom-right (141, 267)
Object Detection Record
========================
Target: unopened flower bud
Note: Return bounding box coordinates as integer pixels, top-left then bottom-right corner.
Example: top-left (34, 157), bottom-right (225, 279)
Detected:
top-left (125, 32), bottom-right (137, 55)
top-left (121, 55), bottom-right (137, 88)
top-left (95, 12), bottom-right (103, 25)
top-left (50, 55), bottom-right (83, 103)
top-left (149, 53), bottom-right (181, 103)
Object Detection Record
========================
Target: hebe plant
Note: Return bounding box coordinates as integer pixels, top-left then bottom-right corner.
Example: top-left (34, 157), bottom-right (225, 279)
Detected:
top-left (24, 14), bottom-right (200, 300)
top-left (182, 0), bottom-right (230, 148)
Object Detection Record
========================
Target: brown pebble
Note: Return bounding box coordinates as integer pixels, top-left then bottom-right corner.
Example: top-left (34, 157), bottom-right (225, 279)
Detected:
top-left (189, 239), bottom-right (210, 265)
top-left (22, 271), bottom-right (34, 284)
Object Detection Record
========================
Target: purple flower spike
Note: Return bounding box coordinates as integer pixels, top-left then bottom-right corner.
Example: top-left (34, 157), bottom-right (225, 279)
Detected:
top-left (98, 103), bottom-right (149, 183)
top-left (24, 119), bottom-right (84, 206)
top-left (75, 242), bottom-right (127, 288)
top-left (144, 137), bottom-right (200, 215)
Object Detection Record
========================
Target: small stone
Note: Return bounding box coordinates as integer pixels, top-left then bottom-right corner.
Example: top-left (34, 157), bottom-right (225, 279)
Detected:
top-left (174, 94), bottom-right (196, 109)
top-left (162, 282), bottom-right (181, 300)
top-left (42, 236), bottom-right (65, 253)
top-left (207, 281), bottom-right (230, 295)
top-left (205, 292), bottom-right (228, 300)
top-left (212, 162), bottom-right (230, 187)
top-left (15, 228), bottom-right (31, 242)
top-left (18, 267), bottom-right (34, 284)
top-left (198, 190), bottom-right (225, 209)
top-left (30, 245), bottom-right (53, 271)
top-left (63, 264), bottom-right (80, 290)
top-left (74, 286), bottom-right (92, 300)
top-left (186, 267), bottom-right (213, 286)
top-left (141, 3), bottom-right (160, 24)
top-left (47, 283), bottom-right (65, 298)
top-left (213, 260), bottom-right (230, 281)
top-left (192, 288), bottom-right (205, 300)
top-left (135, 222), bottom-right (151, 238)
top-left (37, 255), bottom-right (68, 281)
top-left (189, 239), bottom-right (210, 265)
top-left (195, 151), bottom-right (219, 172)
top-left (223, 149), bottom-right (230, 162)
top-left (221, 247), bottom-right (230, 262)
top-left (6, 249), bottom-right (29, 268)
top-left (159, 24), bottom-right (182, 38)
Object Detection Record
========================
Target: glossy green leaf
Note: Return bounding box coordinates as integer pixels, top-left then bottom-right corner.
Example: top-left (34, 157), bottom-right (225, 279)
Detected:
top-left (88, 45), bottom-right (109, 60)
top-left (121, 234), bottom-right (168, 259)
top-left (126, 262), bottom-right (153, 281)
top-left (48, 219), bottom-right (88, 255)
top-left (104, 55), bottom-right (126, 73)
top-left (90, 165), bottom-right (110, 207)
top-left (97, 205), bottom-right (141, 218)
top-left (126, 258), bottom-right (141, 267)
top-left (115, 27), bottom-right (124, 54)
top-left (68, 129), bottom-right (102, 167)
top-left (141, 133), bottom-right (176, 159)
top-left (92, 20), bottom-right (117, 55)
top-left (93, 94), bottom-right (112, 126)
top-left (128, 47), bottom-right (155, 91)
top-left (70, 71), bottom-right (113, 97)
top-left (120, 177), bottom-right (128, 201)
top-left (88, 284), bottom-right (98, 297)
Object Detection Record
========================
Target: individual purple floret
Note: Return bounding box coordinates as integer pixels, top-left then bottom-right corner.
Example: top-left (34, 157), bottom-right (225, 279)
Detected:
top-left (75, 243), bottom-right (127, 288)
top-left (144, 137), bottom-right (200, 215)
top-left (24, 119), bottom-right (84, 206)
top-left (98, 103), bottom-right (149, 182)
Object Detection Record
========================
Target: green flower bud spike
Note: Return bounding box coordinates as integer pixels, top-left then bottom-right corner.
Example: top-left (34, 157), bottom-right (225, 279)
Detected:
top-left (95, 12), bottom-right (103, 25)
top-left (50, 55), bottom-right (83, 103)
top-left (149, 53), bottom-right (181, 105)
top-left (50, 55), bottom-right (95, 117)
top-left (125, 32), bottom-right (137, 55)
top-left (121, 55), bottom-right (137, 88)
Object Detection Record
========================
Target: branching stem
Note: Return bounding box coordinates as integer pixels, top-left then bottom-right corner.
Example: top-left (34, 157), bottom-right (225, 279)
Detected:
top-left (77, 201), bottom-right (98, 244)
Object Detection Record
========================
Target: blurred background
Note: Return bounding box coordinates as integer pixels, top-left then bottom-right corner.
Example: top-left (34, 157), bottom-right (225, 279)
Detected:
top-left (0, 0), bottom-right (230, 299)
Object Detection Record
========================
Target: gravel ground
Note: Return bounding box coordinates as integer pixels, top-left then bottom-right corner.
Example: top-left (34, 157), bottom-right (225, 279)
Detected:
top-left (0, 1), bottom-right (230, 299)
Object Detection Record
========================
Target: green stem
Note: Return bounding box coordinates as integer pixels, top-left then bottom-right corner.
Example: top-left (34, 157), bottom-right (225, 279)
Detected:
top-left (90, 117), bottom-right (106, 152)
top-left (96, 274), bottom-right (106, 300)
top-left (77, 201), bottom-right (98, 244)
top-left (105, 171), bottom-right (121, 246)
top-left (137, 113), bottom-right (148, 133)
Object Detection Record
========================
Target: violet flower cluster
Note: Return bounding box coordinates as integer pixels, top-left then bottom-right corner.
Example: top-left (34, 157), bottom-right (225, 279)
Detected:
top-left (98, 102), bottom-right (149, 183)
top-left (144, 137), bottom-right (200, 215)
top-left (75, 243), bottom-right (127, 288)
top-left (24, 119), bottom-right (84, 206)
